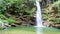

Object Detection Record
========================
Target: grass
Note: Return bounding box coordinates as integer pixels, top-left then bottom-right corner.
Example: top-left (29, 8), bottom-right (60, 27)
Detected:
top-left (0, 27), bottom-right (60, 34)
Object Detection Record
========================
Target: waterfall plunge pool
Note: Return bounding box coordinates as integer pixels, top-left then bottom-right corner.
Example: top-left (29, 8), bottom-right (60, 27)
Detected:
top-left (0, 27), bottom-right (60, 34)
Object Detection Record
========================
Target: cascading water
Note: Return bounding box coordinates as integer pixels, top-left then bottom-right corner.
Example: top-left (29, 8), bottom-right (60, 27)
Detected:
top-left (36, 0), bottom-right (43, 34)
top-left (36, 0), bottom-right (43, 27)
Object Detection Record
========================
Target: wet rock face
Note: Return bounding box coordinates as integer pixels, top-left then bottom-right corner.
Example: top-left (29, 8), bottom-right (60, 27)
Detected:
top-left (48, 6), bottom-right (60, 29)
top-left (30, 16), bottom-right (36, 25)
top-left (42, 21), bottom-right (51, 27)
top-left (9, 16), bottom-right (36, 27)
top-left (4, 12), bottom-right (36, 27)
top-left (52, 23), bottom-right (60, 29)
top-left (20, 16), bottom-right (36, 26)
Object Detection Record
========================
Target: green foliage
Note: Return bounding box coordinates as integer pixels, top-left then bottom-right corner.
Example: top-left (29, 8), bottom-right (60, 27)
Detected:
top-left (55, 18), bottom-right (60, 23)
top-left (6, 18), bottom-right (16, 24)
top-left (52, 1), bottom-right (60, 7)
top-left (52, 0), bottom-right (60, 12)
top-left (0, 14), bottom-right (7, 20)
top-left (52, 0), bottom-right (60, 23)
top-left (42, 8), bottom-right (49, 21)
top-left (0, 0), bottom-right (36, 16)
top-left (0, 0), bottom-right (36, 24)
top-left (0, 14), bottom-right (15, 24)
top-left (42, 13), bottom-right (48, 20)
top-left (3, 0), bottom-right (36, 16)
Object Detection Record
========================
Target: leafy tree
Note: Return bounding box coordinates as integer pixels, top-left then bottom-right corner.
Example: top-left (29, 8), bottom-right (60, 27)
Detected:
top-left (0, 0), bottom-right (36, 24)
top-left (3, 0), bottom-right (36, 16)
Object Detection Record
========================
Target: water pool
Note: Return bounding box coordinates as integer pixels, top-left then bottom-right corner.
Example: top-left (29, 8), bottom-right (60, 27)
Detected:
top-left (0, 27), bottom-right (60, 34)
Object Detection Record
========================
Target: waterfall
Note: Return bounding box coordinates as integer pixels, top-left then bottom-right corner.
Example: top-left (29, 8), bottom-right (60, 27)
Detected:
top-left (36, 0), bottom-right (43, 34)
top-left (36, 0), bottom-right (43, 27)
